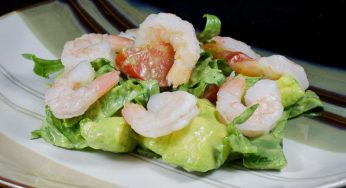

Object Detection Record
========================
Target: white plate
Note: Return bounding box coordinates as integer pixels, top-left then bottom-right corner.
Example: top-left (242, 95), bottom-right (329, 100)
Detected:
top-left (1, 4), bottom-right (346, 188)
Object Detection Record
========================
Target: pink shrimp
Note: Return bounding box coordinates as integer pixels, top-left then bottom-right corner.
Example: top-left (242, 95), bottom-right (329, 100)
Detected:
top-left (45, 61), bottom-right (120, 119)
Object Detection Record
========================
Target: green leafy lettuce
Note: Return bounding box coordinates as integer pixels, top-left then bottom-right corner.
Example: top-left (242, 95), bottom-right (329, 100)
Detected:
top-left (23, 54), bottom-right (114, 79)
top-left (198, 14), bottom-right (221, 43)
top-left (226, 104), bottom-right (289, 170)
top-left (243, 75), bottom-right (262, 88)
top-left (287, 90), bottom-right (323, 119)
top-left (90, 58), bottom-right (115, 77)
top-left (227, 104), bottom-right (259, 155)
top-left (22, 53), bottom-right (64, 78)
top-left (100, 78), bottom-right (160, 117)
top-left (275, 76), bottom-right (323, 118)
top-left (32, 106), bottom-right (87, 149)
top-left (242, 111), bottom-right (289, 169)
top-left (178, 52), bottom-right (230, 97)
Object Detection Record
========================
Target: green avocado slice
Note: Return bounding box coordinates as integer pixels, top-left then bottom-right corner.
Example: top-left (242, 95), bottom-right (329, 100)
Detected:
top-left (80, 117), bottom-right (137, 153)
top-left (140, 99), bottom-right (230, 172)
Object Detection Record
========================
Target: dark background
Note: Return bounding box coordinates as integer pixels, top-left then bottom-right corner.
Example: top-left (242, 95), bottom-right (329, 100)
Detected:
top-left (1, 0), bottom-right (345, 69)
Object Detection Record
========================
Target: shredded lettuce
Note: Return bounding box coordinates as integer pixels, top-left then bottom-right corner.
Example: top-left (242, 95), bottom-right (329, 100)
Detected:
top-left (243, 75), bottom-right (262, 88)
top-left (226, 104), bottom-right (289, 170)
top-left (198, 14), bottom-right (221, 43)
top-left (23, 54), bottom-right (114, 79)
top-left (227, 104), bottom-right (259, 154)
top-left (95, 64), bottom-right (114, 77)
top-left (288, 90), bottom-right (323, 119)
top-left (31, 130), bottom-right (41, 139)
top-left (91, 58), bottom-right (111, 70)
top-left (22, 53), bottom-right (64, 78)
top-left (100, 78), bottom-right (160, 117)
top-left (178, 52), bottom-right (230, 97)
top-left (243, 111), bottom-right (289, 170)
top-left (31, 106), bottom-right (87, 149)
top-left (62, 116), bottom-right (84, 128)
top-left (90, 58), bottom-right (115, 77)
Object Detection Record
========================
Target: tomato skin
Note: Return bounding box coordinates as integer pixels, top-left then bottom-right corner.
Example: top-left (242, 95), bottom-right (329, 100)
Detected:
top-left (203, 43), bottom-right (252, 64)
top-left (115, 43), bottom-right (174, 86)
top-left (116, 48), bottom-right (149, 79)
top-left (201, 84), bottom-right (219, 104)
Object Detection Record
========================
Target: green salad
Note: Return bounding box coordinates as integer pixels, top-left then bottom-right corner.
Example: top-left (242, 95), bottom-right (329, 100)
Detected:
top-left (24, 13), bottom-right (323, 172)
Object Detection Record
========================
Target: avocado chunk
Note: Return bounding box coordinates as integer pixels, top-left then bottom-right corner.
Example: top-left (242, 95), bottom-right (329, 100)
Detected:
top-left (138, 134), bottom-right (170, 156)
top-left (276, 75), bottom-right (305, 108)
top-left (80, 117), bottom-right (137, 153)
top-left (139, 99), bottom-right (230, 172)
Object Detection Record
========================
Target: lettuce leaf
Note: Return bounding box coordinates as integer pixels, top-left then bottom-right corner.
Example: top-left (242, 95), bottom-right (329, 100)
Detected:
top-left (288, 90), bottom-right (323, 119)
top-left (90, 58), bottom-right (111, 70)
top-left (31, 106), bottom-right (87, 149)
top-left (22, 53), bottom-right (64, 78)
top-left (100, 78), bottom-right (160, 117)
top-left (226, 105), bottom-right (289, 170)
top-left (243, 75), bottom-right (262, 88)
top-left (90, 58), bottom-right (115, 77)
top-left (178, 52), bottom-right (230, 97)
top-left (95, 64), bottom-right (114, 77)
top-left (243, 111), bottom-right (289, 170)
top-left (227, 104), bottom-right (259, 154)
top-left (198, 14), bottom-right (221, 43)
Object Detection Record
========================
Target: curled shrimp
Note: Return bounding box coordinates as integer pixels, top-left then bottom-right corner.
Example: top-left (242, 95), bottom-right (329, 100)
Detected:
top-left (211, 36), bottom-right (260, 59)
top-left (61, 33), bottom-right (134, 71)
top-left (122, 91), bottom-right (199, 138)
top-left (231, 55), bottom-right (309, 90)
top-left (119, 29), bottom-right (138, 40)
top-left (45, 61), bottom-right (120, 119)
top-left (217, 76), bottom-right (283, 137)
top-left (135, 13), bottom-right (200, 88)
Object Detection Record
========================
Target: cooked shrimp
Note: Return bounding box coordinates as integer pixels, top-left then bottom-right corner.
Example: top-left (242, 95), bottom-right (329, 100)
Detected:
top-left (216, 76), bottom-right (247, 123)
top-left (217, 76), bottom-right (283, 137)
top-left (212, 36), bottom-right (260, 59)
top-left (61, 33), bottom-right (134, 71)
top-left (135, 13), bottom-right (200, 88)
top-left (119, 28), bottom-right (138, 40)
top-left (122, 91), bottom-right (199, 138)
top-left (45, 61), bottom-right (120, 119)
top-left (231, 55), bottom-right (309, 90)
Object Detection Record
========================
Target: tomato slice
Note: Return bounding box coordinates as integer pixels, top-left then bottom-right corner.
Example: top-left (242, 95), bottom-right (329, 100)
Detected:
top-left (116, 47), bottom-right (148, 79)
top-left (115, 43), bottom-right (174, 86)
top-left (201, 84), bottom-right (219, 104)
top-left (203, 43), bottom-right (252, 64)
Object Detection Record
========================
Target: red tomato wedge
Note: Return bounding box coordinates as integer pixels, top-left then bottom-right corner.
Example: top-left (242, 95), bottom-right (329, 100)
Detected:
top-left (203, 43), bottom-right (252, 65)
top-left (201, 84), bottom-right (219, 104)
top-left (115, 43), bottom-right (174, 87)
